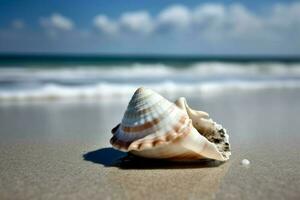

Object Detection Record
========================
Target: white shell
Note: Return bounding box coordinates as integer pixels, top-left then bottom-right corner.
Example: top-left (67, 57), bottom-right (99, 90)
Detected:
top-left (241, 159), bottom-right (250, 166)
top-left (110, 87), bottom-right (231, 161)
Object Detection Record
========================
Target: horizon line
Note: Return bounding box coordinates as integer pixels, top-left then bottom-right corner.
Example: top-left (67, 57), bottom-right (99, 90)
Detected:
top-left (0, 53), bottom-right (300, 59)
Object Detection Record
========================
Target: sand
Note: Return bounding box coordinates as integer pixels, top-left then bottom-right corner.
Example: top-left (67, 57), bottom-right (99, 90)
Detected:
top-left (0, 88), bottom-right (300, 200)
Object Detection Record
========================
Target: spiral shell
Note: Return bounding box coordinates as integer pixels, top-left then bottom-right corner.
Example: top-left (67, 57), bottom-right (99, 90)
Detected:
top-left (110, 87), bottom-right (231, 161)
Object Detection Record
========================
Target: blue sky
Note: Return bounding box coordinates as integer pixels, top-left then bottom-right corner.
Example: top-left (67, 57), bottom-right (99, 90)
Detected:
top-left (0, 0), bottom-right (300, 55)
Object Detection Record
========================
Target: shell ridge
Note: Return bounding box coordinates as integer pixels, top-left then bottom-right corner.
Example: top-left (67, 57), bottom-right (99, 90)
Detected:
top-left (110, 116), bottom-right (191, 151)
top-left (127, 117), bottom-right (191, 151)
top-left (121, 104), bottom-right (175, 132)
top-left (122, 99), bottom-right (172, 126)
top-left (112, 107), bottom-right (187, 145)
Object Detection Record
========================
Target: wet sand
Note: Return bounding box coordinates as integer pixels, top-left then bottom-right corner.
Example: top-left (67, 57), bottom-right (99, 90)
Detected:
top-left (0, 88), bottom-right (299, 200)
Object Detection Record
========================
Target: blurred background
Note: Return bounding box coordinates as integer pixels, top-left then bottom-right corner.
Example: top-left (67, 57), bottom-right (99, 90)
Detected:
top-left (0, 0), bottom-right (299, 101)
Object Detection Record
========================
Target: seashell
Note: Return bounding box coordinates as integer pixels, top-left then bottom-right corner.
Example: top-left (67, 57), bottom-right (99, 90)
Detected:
top-left (110, 87), bottom-right (231, 161)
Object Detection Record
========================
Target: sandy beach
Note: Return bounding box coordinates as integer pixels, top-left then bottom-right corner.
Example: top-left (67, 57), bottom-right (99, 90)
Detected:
top-left (0, 87), bottom-right (299, 200)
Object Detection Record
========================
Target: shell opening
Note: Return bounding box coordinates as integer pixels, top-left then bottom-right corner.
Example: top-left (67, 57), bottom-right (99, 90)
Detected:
top-left (175, 97), bottom-right (231, 160)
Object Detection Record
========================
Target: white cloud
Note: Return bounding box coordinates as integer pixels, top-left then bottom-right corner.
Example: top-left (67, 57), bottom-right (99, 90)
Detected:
top-left (194, 4), bottom-right (225, 23)
top-left (89, 2), bottom-right (300, 45)
top-left (193, 4), bottom-right (226, 35)
top-left (227, 4), bottom-right (262, 35)
top-left (120, 11), bottom-right (153, 34)
top-left (93, 15), bottom-right (118, 34)
top-left (11, 19), bottom-right (25, 29)
top-left (40, 13), bottom-right (74, 31)
top-left (158, 5), bottom-right (191, 30)
top-left (191, 3), bottom-right (265, 40)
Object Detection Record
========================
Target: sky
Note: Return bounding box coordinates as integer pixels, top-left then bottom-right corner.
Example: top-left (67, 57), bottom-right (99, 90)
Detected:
top-left (0, 0), bottom-right (300, 55)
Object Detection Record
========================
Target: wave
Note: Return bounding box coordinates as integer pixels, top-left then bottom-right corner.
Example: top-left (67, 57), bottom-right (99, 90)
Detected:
top-left (1, 80), bottom-right (300, 102)
top-left (1, 62), bottom-right (300, 81)
top-left (0, 61), bottom-right (300, 102)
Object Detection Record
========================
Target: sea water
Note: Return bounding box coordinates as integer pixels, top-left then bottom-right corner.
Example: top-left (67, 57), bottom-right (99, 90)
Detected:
top-left (0, 55), bottom-right (299, 102)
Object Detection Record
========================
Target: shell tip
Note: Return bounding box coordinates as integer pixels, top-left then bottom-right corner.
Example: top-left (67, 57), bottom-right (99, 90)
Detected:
top-left (135, 87), bottom-right (146, 93)
top-left (132, 87), bottom-right (155, 98)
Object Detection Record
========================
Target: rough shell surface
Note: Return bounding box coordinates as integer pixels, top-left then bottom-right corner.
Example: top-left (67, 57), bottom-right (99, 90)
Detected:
top-left (175, 97), bottom-right (231, 160)
top-left (110, 87), bottom-right (231, 161)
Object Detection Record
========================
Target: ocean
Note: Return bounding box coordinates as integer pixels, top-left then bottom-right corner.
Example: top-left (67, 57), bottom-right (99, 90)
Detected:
top-left (0, 55), bottom-right (300, 102)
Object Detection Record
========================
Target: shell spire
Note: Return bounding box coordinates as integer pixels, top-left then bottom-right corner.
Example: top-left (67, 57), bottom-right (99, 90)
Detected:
top-left (111, 87), bottom-right (191, 152)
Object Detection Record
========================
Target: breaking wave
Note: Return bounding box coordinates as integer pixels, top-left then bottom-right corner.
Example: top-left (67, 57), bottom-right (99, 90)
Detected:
top-left (0, 62), bottom-right (300, 102)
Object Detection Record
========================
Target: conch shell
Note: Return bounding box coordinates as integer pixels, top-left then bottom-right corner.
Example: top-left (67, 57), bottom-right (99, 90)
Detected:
top-left (110, 87), bottom-right (231, 161)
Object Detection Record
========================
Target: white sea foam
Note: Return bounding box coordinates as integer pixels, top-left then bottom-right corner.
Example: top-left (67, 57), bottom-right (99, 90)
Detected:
top-left (1, 62), bottom-right (300, 80)
top-left (0, 62), bottom-right (300, 102)
top-left (0, 80), bottom-right (300, 102)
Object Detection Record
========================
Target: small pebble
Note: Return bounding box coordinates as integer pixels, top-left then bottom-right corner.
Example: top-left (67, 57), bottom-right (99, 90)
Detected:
top-left (241, 159), bottom-right (250, 166)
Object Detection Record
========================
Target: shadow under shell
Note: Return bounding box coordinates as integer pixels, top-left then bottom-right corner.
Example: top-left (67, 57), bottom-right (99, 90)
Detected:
top-left (83, 147), bottom-right (225, 170)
